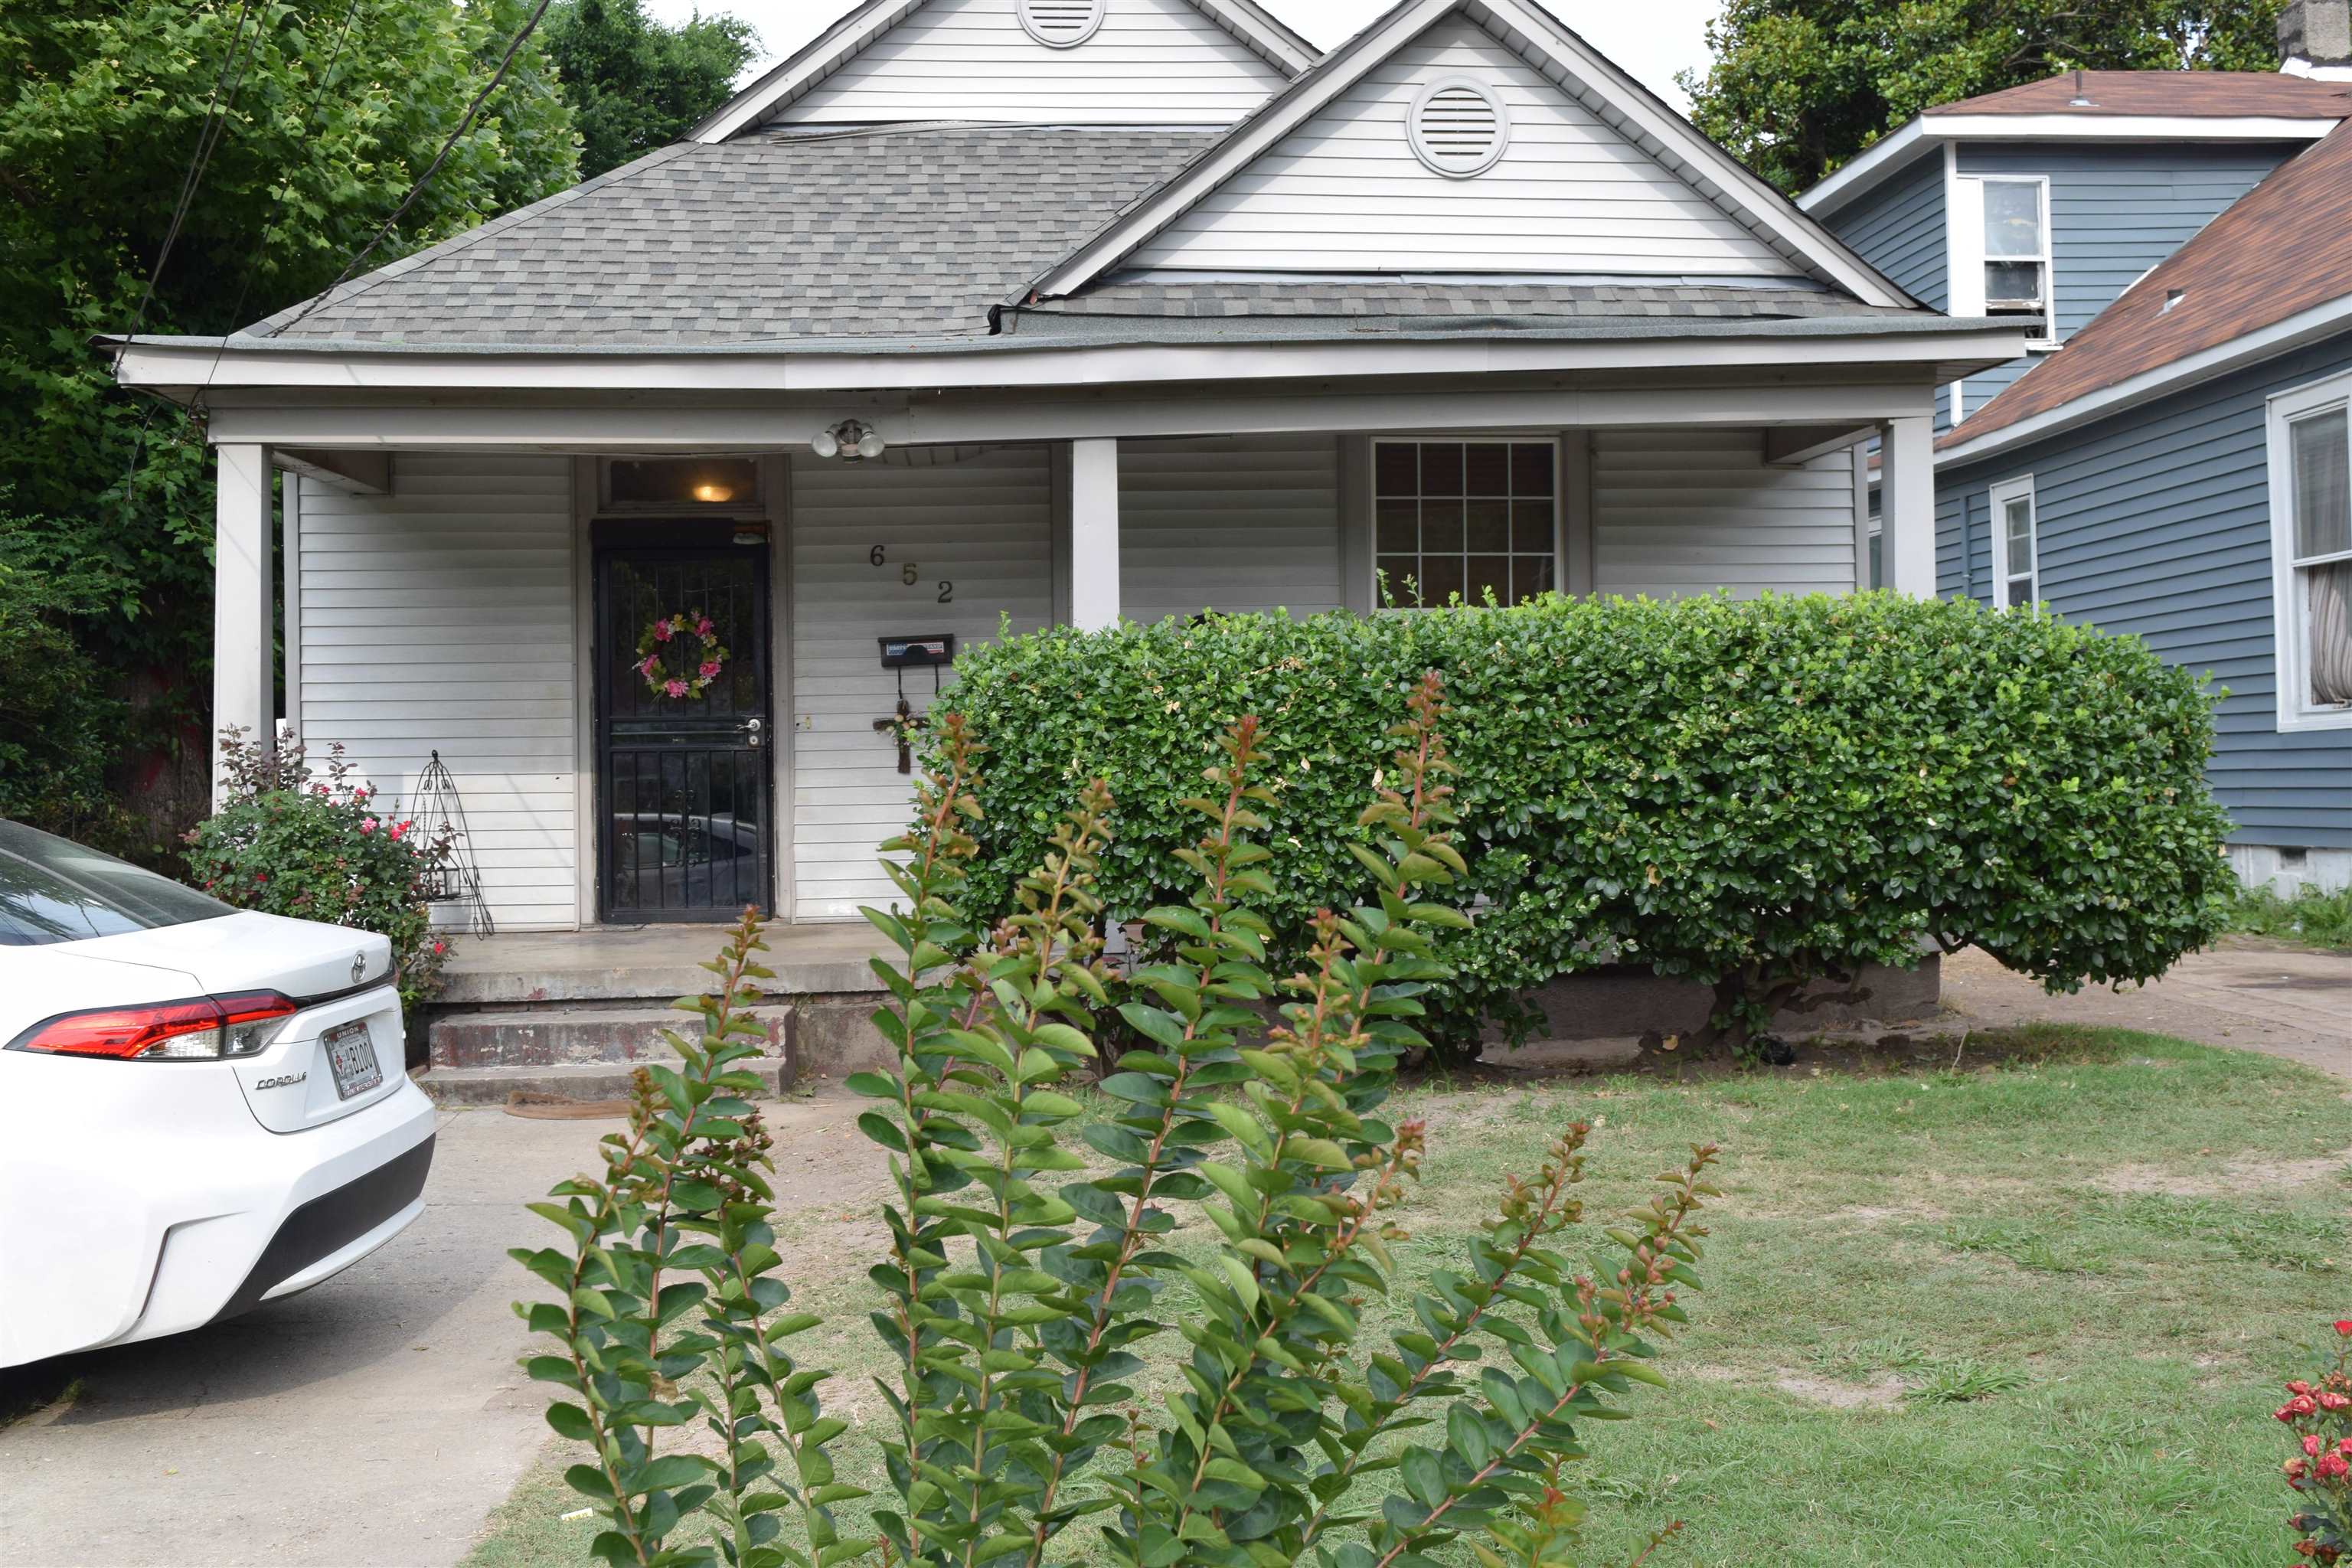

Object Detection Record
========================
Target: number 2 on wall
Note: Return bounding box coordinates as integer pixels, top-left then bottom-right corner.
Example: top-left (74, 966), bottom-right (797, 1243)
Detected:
top-left (937, 580), bottom-right (953, 603)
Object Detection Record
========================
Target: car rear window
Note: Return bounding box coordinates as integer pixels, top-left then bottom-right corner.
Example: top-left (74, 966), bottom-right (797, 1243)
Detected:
top-left (0, 818), bottom-right (235, 946)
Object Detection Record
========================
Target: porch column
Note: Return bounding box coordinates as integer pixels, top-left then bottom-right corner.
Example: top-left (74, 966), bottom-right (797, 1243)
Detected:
top-left (213, 443), bottom-right (275, 805)
top-left (1069, 436), bottom-right (1121, 630)
top-left (1877, 415), bottom-right (1937, 598)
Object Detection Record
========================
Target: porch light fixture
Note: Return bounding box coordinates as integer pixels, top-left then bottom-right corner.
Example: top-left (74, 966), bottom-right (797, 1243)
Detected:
top-left (812, 418), bottom-right (886, 462)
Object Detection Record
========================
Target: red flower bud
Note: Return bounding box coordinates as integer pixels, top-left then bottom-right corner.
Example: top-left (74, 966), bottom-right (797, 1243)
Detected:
top-left (2335, 1321), bottom-right (2352, 1337)
top-left (2318, 1453), bottom-right (2350, 1481)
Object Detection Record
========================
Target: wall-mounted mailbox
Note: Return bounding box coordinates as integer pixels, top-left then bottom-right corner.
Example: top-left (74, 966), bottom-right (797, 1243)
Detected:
top-left (879, 633), bottom-right (955, 668)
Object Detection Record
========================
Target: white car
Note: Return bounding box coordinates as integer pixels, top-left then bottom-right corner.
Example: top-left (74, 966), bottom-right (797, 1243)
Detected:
top-left (0, 818), bottom-right (437, 1369)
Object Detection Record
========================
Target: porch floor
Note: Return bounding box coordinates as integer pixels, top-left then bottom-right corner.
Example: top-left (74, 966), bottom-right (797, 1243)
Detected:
top-left (436, 921), bottom-right (885, 1006)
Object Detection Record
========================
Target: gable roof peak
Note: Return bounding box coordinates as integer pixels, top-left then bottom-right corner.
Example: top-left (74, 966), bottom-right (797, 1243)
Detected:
top-left (1018, 0), bottom-right (1915, 309)
top-left (693, 0), bottom-right (1316, 141)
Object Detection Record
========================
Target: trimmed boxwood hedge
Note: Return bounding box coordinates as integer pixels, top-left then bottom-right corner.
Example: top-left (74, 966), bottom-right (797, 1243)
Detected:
top-left (935, 593), bottom-right (2233, 1050)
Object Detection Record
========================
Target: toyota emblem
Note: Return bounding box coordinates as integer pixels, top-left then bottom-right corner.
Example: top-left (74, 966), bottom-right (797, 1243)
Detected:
top-left (351, 951), bottom-right (368, 986)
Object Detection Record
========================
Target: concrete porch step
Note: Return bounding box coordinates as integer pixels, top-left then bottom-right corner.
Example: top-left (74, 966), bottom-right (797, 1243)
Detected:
top-left (428, 1003), bottom-right (794, 1070)
top-left (413, 1057), bottom-right (792, 1107)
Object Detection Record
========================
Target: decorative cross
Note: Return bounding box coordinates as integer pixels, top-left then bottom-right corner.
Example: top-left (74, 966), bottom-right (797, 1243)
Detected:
top-left (872, 695), bottom-right (926, 775)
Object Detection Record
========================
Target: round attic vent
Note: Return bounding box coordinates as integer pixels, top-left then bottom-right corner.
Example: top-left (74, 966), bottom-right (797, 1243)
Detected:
top-left (1018, 0), bottom-right (1104, 47)
top-left (1407, 77), bottom-right (1510, 178)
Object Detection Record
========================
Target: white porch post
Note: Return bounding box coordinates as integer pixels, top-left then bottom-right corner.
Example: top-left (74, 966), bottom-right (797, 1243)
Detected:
top-left (1069, 436), bottom-right (1121, 630)
top-left (1877, 416), bottom-right (1937, 598)
top-left (213, 443), bottom-right (275, 805)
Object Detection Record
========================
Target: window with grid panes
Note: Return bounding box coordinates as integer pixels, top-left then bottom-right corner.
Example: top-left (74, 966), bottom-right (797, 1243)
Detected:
top-left (1374, 439), bottom-right (1557, 608)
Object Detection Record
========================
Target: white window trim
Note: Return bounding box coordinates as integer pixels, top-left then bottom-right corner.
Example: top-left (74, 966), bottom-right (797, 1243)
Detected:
top-left (1951, 174), bottom-right (2056, 348)
top-left (1988, 474), bottom-right (2038, 609)
top-left (2266, 370), bottom-right (2352, 733)
top-left (1368, 434), bottom-right (1563, 611)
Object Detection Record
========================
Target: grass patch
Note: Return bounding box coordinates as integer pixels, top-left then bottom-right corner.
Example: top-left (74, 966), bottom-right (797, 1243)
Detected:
top-left (2227, 882), bottom-right (2352, 951)
top-left (463, 1026), bottom-right (2352, 1568)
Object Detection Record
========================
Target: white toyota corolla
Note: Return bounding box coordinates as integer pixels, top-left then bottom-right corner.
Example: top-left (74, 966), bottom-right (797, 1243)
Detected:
top-left (0, 818), bottom-right (437, 1369)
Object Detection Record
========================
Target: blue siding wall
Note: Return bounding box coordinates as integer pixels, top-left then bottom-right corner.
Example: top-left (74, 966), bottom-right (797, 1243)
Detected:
top-left (1821, 155), bottom-right (1951, 432)
top-left (1954, 144), bottom-right (2300, 417)
top-left (1938, 334), bottom-right (2352, 851)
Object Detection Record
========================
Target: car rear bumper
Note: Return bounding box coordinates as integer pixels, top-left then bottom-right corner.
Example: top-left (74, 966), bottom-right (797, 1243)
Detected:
top-left (0, 1073), bottom-right (439, 1367)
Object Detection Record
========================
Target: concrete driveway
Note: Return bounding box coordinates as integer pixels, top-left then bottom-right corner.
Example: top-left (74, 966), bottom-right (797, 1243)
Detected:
top-left (0, 1107), bottom-right (599, 1568)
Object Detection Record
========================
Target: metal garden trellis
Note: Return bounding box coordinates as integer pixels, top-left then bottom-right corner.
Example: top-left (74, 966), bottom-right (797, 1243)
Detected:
top-left (412, 749), bottom-right (495, 936)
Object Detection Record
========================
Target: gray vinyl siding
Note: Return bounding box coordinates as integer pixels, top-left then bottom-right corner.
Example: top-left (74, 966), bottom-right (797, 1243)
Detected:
top-left (769, 0), bottom-right (1288, 126)
top-left (1937, 333), bottom-right (2352, 851)
top-left (1119, 436), bottom-right (1343, 622)
top-left (1593, 432), bottom-right (1860, 599)
top-left (1954, 143), bottom-right (2299, 418)
top-left (786, 447), bottom-right (1057, 920)
top-left (1130, 15), bottom-right (1792, 274)
top-left (295, 454), bottom-right (581, 931)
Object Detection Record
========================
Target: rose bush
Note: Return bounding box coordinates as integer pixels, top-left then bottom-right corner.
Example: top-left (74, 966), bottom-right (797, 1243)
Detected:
top-left (183, 727), bottom-right (457, 1010)
top-left (2281, 1321), bottom-right (2352, 1564)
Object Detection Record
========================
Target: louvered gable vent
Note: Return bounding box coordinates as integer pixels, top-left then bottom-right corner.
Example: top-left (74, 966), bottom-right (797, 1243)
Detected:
top-left (1019, 0), bottom-right (1104, 47)
top-left (1407, 77), bottom-right (1509, 177)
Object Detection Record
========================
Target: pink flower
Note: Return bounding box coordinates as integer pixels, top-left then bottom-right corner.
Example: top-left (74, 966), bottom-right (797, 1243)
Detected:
top-left (2336, 1320), bottom-right (2352, 1337)
top-left (2308, 1435), bottom-right (2328, 1458)
top-left (2319, 1453), bottom-right (2350, 1481)
top-left (665, 679), bottom-right (687, 698)
top-left (698, 659), bottom-right (721, 678)
top-left (2322, 1393), bottom-right (2351, 1411)
top-left (2280, 1395), bottom-right (2320, 1421)
top-left (314, 783), bottom-right (328, 796)
top-left (654, 619), bottom-right (674, 642)
top-left (359, 817), bottom-right (377, 835)
top-left (432, 940), bottom-right (447, 956)
top-left (388, 820), bottom-right (408, 841)
top-left (694, 617), bottom-right (713, 638)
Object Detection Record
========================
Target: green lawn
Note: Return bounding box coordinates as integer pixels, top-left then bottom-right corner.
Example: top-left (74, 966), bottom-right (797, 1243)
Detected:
top-left (464, 1027), bottom-right (2352, 1568)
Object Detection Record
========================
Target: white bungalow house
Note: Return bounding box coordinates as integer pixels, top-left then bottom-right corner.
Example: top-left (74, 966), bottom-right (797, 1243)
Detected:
top-left (113, 0), bottom-right (2027, 935)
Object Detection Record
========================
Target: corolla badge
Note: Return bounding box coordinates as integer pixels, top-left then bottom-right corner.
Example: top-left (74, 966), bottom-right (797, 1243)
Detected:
top-left (255, 1072), bottom-right (307, 1090)
top-left (351, 950), bottom-right (368, 986)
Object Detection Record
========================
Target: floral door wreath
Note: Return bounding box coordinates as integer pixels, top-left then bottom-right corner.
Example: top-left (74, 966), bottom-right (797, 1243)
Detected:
top-left (635, 610), bottom-right (730, 699)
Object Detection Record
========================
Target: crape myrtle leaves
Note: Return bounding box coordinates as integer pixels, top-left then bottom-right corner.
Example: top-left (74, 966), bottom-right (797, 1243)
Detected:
top-left (516, 687), bottom-right (1719, 1568)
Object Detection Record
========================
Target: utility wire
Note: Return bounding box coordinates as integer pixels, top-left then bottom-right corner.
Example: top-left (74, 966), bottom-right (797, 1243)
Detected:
top-left (191, 0), bottom-right (372, 413)
top-left (119, 0), bottom-right (266, 367)
top-left (267, 0), bottom-right (560, 342)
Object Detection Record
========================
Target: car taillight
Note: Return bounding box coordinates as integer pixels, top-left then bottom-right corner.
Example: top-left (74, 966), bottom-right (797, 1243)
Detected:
top-left (5, 991), bottom-right (300, 1060)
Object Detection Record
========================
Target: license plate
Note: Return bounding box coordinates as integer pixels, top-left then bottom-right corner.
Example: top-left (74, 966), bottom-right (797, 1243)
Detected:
top-left (324, 1020), bottom-right (384, 1100)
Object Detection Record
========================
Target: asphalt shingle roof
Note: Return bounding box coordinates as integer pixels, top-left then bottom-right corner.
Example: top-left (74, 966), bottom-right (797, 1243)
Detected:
top-left (252, 126), bottom-right (1223, 345)
top-left (1021, 279), bottom-right (1917, 321)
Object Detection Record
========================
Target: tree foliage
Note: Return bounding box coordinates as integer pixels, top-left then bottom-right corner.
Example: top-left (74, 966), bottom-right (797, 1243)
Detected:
top-left (543, 0), bottom-right (760, 180)
top-left (941, 594), bottom-right (2234, 1056)
top-left (516, 677), bottom-right (1720, 1568)
top-left (0, 0), bottom-right (577, 822)
top-left (1681, 0), bottom-right (2290, 194)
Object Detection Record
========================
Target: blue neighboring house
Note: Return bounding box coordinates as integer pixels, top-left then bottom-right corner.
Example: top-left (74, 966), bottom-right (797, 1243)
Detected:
top-left (1803, 23), bottom-right (2352, 896)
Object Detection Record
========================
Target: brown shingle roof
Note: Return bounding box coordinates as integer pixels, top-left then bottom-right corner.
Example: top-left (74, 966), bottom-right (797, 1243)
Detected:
top-left (1942, 120), bottom-right (2352, 449)
top-left (1926, 70), bottom-right (2352, 119)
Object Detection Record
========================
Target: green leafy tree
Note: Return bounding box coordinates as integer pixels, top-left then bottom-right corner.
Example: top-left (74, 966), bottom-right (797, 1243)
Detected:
top-left (1681, 0), bottom-right (2290, 194)
top-left (0, 0), bottom-right (578, 835)
top-left (543, 0), bottom-right (759, 180)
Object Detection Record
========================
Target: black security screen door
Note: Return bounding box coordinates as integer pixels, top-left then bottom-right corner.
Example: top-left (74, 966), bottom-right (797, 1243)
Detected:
top-left (595, 537), bottom-right (772, 922)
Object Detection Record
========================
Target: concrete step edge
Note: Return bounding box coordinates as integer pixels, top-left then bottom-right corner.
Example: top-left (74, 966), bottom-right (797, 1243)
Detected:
top-left (416, 1057), bottom-right (791, 1106)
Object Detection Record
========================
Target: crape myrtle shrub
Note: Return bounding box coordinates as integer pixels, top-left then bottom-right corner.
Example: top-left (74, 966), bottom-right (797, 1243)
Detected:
top-left (941, 593), bottom-right (2233, 1051)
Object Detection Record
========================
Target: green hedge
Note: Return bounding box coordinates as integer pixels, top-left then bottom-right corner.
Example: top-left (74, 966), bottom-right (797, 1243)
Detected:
top-left (936, 593), bottom-right (2233, 1049)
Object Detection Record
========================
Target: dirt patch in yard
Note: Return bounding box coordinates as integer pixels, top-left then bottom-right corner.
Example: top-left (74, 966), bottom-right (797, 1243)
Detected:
top-left (2092, 1148), bottom-right (2352, 1197)
top-left (1774, 1374), bottom-right (1906, 1411)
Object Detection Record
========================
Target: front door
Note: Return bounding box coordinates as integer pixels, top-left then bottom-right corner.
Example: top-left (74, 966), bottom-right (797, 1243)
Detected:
top-left (594, 537), bottom-right (773, 921)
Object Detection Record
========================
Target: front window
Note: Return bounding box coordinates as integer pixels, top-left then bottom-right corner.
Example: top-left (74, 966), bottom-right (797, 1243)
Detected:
top-left (1981, 178), bottom-right (2050, 332)
top-left (0, 819), bottom-right (234, 947)
top-left (1990, 477), bottom-right (2037, 609)
top-left (1374, 439), bottom-right (1557, 608)
top-left (2273, 387), bottom-right (2352, 729)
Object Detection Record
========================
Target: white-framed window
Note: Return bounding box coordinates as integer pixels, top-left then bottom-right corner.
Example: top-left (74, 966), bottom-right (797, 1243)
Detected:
top-left (1952, 175), bottom-right (2055, 345)
top-left (2267, 372), bottom-right (2352, 731)
top-left (1373, 438), bottom-right (1557, 608)
top-left (1988, 475), bottom-right (2037, 609)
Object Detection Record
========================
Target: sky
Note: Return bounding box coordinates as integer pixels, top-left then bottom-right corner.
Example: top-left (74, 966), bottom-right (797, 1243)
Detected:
top-left (645, 0), bottom-right (1723, 112)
